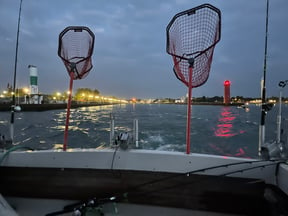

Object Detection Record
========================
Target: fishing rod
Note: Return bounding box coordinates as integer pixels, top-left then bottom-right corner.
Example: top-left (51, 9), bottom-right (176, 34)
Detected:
top-left (10, 0), bottom-right (23, 142)
top-left (259, 0), bottom-right (270, 157)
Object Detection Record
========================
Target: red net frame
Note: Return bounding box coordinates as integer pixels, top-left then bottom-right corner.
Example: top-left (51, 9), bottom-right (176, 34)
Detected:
top-left (58, 26), bottom-right (95, 79)
top-left (166, 4), bottom-right (221, 87)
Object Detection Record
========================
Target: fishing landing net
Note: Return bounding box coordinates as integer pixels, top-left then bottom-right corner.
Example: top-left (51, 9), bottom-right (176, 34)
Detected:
top-left (166, 4), bottom-right (221, 87)
top-left (58, 26), bottom-right (95, 79)
top-left (166, 4), bottom-right (221, 154)
top-left (58, 26), bottom-right (95, 151)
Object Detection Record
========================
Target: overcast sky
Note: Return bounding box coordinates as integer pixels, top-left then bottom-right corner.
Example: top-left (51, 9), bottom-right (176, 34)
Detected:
top-left (0, 0), bottom-right (288, 99)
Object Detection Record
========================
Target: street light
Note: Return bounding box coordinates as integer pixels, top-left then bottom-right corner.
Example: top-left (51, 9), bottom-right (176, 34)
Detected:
top-left (23, 88), bottom-right (29, 94)
top-left (23, 87), bottom-right (29, 104)
top-left (81, 93), bottom-right (86, 103)
top-left (56, 92), bottom-right (61, 103)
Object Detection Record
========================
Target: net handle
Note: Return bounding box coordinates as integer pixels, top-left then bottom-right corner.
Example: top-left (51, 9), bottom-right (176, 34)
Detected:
top-left (186, 59), bottom-right (194, 154)
top-left (63, 73), bottom-right (74, 151)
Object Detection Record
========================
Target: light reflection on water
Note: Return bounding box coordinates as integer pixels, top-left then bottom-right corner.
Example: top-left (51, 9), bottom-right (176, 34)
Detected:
top-left (214, 107), bottom-right (245, 138)
top-left (1, 103), bottom-right (284, 158)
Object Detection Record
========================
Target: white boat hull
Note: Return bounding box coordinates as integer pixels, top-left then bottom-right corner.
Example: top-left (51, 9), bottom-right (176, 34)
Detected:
top-left (1, 149), bottom-right (288, 215)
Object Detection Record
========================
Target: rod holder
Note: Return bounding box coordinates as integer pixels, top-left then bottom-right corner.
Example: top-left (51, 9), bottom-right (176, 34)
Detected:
top-left (133, 119), bottom-right (139, 148)
top-left (110, 113), bottom-right (115, 146)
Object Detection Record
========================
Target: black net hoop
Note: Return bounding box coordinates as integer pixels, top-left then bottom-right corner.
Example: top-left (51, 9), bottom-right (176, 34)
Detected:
top-left (166, 4), bottom-right (221, 87)
top-left (58, 26), bottom-right (95, 80)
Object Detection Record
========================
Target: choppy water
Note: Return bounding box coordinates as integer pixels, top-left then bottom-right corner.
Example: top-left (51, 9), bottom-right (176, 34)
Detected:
top-left (1, 103), bottom-right (287, 158)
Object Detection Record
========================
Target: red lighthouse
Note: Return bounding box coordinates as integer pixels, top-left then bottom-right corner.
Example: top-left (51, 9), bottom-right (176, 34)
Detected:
top-left (224, 80), bottom-right (231, 105)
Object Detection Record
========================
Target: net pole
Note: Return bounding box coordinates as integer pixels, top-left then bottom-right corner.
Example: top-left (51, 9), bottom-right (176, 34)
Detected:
top-left (186, 60), bottom-right (194, 154)
top-left (63, 73), bottom-right (74, 151)
top-left (186, 58), bottom-right (194, 154)
top-left (186, 83), bottom-right (192, 154)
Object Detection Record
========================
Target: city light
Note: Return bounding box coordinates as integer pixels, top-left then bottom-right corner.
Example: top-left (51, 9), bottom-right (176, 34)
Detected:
top-left (23, 88), bottom-right (29, 94)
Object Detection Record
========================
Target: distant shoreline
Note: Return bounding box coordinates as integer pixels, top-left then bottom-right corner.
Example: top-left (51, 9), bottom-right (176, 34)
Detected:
top-left (0, 102), bottom-right (115, 112)
top-left (0, 102), bottom-right (244, 112)
top-left (163, 102), bottom-right (244, 106)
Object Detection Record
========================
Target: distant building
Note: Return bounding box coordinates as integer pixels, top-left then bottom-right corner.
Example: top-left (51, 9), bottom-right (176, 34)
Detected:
top-left (224, 80), bottom-right (231, 105)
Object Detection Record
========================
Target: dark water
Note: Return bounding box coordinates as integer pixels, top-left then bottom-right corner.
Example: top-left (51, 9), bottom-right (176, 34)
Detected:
top-left (0, 103), bottom-right (287, 158)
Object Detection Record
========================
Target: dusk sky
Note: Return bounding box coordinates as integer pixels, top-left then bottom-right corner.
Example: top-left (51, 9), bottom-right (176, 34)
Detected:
top-left (1, 0), bottom-right (288, 99)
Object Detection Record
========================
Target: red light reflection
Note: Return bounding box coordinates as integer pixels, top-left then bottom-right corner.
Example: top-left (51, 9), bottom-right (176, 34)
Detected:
top-left (214, 108), bottom-right (238, 137)
top-left (211, 107), bottom-right (248, 158)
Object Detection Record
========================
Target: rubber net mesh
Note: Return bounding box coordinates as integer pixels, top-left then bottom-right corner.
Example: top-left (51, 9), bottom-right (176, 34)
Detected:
top-left (58, 27), bottom-right (95, 80)
top-left (167, 5), bottom-right (220, 87)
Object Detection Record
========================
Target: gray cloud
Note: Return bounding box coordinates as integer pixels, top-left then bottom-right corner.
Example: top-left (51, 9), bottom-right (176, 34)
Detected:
top-left (1, 0), bottom-right (288, 99)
